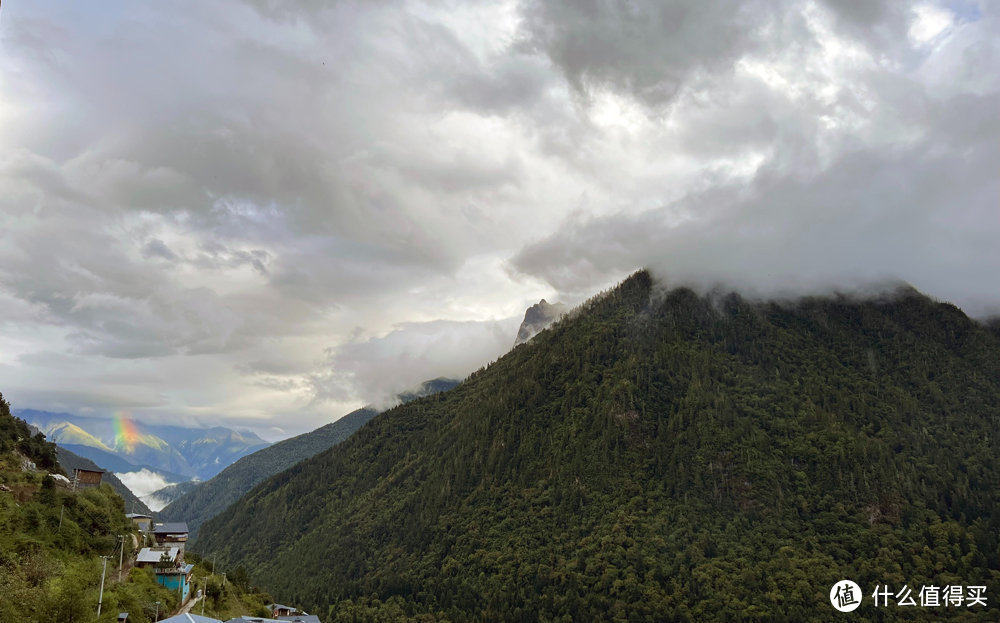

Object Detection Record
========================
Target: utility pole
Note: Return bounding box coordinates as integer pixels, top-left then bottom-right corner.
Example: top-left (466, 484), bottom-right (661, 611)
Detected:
top-left (58, 506), bottom-right (64, 532)
top-left (97, 556), bottom-right (109, 616)
top-left (118, 534), bottom-right (125, 581)
top-left (201, 577), bottom-right (208, 616)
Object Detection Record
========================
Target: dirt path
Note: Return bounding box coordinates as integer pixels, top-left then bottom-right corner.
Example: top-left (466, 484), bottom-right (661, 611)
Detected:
top-left (174, 592), bottom-right (203, 616)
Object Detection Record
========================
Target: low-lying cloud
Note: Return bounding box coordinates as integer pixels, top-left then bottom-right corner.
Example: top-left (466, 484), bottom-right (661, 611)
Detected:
top-left (115, 468), bottom-right (180, 511)
top-left (310, 316), bottom-right (522, 410)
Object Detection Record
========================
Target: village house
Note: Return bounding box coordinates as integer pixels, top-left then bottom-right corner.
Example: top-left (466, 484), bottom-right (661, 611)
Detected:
top-left (135, 546), bottom-right (180, 568)
top-left (72, 467), bottom-right (104, 489)
top-left (267, 605), bottom-right (298, 617)
top-left (135, 545), bottom-right (193, 601)
top-left (156, 562), bottom-right (195, 602)
top-left (126, 512), bottom-right (152, 532)
top-left (159, 614), bottom-right (222, 623)
top-left (152, 521), bottom-right (190, 556)
top-left (226, 617), bottom-right (319, 623)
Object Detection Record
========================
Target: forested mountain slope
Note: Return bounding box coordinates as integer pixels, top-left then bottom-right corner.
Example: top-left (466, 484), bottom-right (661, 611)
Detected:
top-left (162, 379), bottom-right (457, 538)
top-left (197, 270), bottom-right (1000, 622)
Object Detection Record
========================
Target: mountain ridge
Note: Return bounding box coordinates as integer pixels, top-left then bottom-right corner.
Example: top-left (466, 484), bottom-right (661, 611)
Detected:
top-left (15, 410), bottom-right (270, 481)
top-left (161, 378), bottom-right (459, 539)
top-left (195, 270), bottom-right (1000, 621)
top-left (514, 298), bottom-right (567, 345)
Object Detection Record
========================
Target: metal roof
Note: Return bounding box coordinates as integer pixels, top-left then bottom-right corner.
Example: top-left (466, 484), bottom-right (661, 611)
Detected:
top-left (153, 522), bottom-right (189, 534)
top-left (136, 547), bottom-right (179, 563)
top-left (159, 615), bottom-right (223, 623)
top-left (267, 605), bottom-right (296, 612)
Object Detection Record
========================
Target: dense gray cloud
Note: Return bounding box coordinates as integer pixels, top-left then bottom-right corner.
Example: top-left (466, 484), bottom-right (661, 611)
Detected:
top-left (512, 120), bottom-right (1000, 313)
top-left (511, 1), bottom-right (1000, 316)
top-left (0, 0), bottom-right (997, 437)
top-left (518, 0), bottom-right (786, 106)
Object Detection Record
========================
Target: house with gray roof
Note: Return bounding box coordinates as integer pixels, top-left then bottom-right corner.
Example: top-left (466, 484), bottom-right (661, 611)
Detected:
top-left (159, 615), bottom-right (222, 623)
top-left (152, 521), bottom-right (189, 555)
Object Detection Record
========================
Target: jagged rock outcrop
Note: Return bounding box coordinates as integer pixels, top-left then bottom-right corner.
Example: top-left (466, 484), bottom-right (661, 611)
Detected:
top-left (514, 299), bottom-right (567, 345)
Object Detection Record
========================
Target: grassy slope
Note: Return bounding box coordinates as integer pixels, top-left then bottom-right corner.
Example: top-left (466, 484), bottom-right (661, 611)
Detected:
top-left (0, 394), bottom-right (179, 623)
top-left (55, 446), bottom-right (154, 516)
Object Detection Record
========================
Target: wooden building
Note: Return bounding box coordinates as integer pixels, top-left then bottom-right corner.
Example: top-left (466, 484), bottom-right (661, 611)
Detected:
top-left (73, 467), bottom-right (104, 489)
top-left (152, 522), bottom-right (189, 556)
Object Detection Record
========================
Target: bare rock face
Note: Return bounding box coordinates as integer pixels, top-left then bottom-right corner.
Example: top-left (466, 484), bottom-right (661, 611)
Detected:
top-left (515, 299), bottom-right (568, 345)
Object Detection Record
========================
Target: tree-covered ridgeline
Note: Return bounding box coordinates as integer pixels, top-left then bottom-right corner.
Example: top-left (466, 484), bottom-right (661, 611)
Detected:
top-left (159, 406), bottom-right (378, 540)
top-left (161, 379), bottom-right (458, 540)
top-left (197, 271), bottom-right (1000, 622)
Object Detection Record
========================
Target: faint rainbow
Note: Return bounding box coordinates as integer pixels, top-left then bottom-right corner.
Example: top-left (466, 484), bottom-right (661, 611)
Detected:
top-left (113, 411), bottom-right (140, 452)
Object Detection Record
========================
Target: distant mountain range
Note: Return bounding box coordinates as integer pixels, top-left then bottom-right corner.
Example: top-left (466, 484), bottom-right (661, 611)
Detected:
top-left (16, 410), bottom-right (270, 483)
top-left (163, 378), bottom-right (459, 539)
top-left (196, 271), bottom-right (1000, 620)
top-left (143, 479), bottom-right (200, 511)
top-left (24, 420), bottom-right (154, 515)
top-left (16, 300), bottom-right (566, 521)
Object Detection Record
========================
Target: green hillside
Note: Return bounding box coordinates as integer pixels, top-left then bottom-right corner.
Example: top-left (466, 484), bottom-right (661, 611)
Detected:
top-left (160, 406), bottom-right (376, 539)
top-left (162, 379), bottom-right (458, 539)
top-left (0, 393), bottom-right (179, 623)
top-left (196, 271), bottom-right (1000, 622)
top-left (55, 446), bottom-right (154, 516)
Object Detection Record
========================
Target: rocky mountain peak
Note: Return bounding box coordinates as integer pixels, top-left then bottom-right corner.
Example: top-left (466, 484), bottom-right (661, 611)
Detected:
top-left (515, 299), bottom-right (568, 345)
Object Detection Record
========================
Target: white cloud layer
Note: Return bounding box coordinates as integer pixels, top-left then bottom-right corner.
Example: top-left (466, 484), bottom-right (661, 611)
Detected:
top-left (1, 0), bottom-right (998, 436)
top-left (115, 467), bottom-right (177, 504)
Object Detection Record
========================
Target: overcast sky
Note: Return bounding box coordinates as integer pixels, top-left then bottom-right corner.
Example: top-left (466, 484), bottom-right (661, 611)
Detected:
top-left (1, 0), bottom-right (997, 439)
